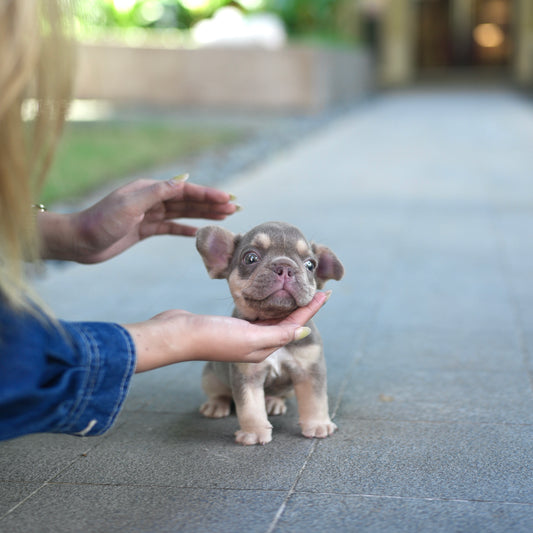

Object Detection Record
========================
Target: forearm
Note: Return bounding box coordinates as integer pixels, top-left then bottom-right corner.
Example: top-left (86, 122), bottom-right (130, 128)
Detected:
top-left (124, 312), bottom-right (253, 373)
top-left (124, 315), bottom-right (195, 373)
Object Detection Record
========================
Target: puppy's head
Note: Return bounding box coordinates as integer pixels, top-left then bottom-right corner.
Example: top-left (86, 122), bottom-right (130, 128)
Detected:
top-left (196, 221), bottom-right (344, 321)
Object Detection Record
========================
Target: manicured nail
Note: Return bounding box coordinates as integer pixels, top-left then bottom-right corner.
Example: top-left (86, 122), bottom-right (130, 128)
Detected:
top-left (171, 173), bottom-right (189, 183)
top-left (324, 290), bottom-right (332, 302)
top-left (229, 193), bottom-right (237, 201)
top-left (294, 327), bottom-right (311, 341)
top-left (234, 204), bottom-right (243, 212)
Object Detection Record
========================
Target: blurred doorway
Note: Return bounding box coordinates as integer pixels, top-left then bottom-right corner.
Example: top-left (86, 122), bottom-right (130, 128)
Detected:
top-left (416, 0), bottom-right (513, 74)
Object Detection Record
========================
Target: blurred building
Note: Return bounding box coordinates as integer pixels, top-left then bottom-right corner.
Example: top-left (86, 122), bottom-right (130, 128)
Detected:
top-left (358, 0), bottom-right (533, 86)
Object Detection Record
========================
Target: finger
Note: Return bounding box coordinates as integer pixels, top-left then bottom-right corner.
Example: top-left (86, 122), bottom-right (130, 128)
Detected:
top-left (141, 221), bottom-right (199, 238)
top-left (124, 180), bottom-right (186, 216)
top-left (163, 201), bottom-right (238, 220)
top-left (141, 181), bottom-right (237, 220)
top-left (280, 291), bottom-right (331, 328)
top-left (119, 179), bottom-right (234, 211)
top-left (163, 222), bottom-right (198, 237)
top-left (244, 293), bottom-right (330, 352)
top-left (180, 182), bottom-right (234, 205)
top-left (115, 178), bottom-right (157, 195)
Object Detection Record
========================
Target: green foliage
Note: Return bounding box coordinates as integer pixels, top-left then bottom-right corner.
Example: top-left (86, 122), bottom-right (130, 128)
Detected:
top-left (262, 0), bottom-right (339, 37)
top-left (77, 1), bottom-right (235, 32)
top-left (76, 0), bottom-right (345, 39)
top-left (41, 121), bottom-right (245, 204)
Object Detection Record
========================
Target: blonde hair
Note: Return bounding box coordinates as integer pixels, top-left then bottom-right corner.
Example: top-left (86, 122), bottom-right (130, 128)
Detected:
top-left (0, 0), bottom-right (75, 310)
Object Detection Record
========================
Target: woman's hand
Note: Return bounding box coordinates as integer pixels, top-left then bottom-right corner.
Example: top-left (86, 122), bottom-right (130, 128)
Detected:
top-left (127, 291), bottom-right (331, 372)
top-left (38, 177), bottom-right (238, 263)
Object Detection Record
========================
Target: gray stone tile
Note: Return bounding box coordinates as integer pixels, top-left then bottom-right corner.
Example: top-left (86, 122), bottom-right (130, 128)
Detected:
top-left (398, 210), bottom-right (498, 257)
top-left (0, 483), bottom-right (285, 533)
top-left (336, 364), bottom-right (533, 424)
top-left (373, 254), bottom-right (516, 331)
top-left (508, 276), bottom-right (533, 325)
top-left (296, 420), bottom-right (533, 504)
top-left (495, 212), bottom-right (533, 277)
top-left (0, 433), bottom-right (105, 483)
top-left (55, 411), bottom-right (314, 490)
top-left (123, 361), bottom-right (204, 413)
top-left (274, 493), bottom-right (533, 533)
top-left (0, 483), bottom-right (41, 516)
top-left (361, 326), bottom-right (525, 371)
top-left (522, 329), bottom-right (533, 378)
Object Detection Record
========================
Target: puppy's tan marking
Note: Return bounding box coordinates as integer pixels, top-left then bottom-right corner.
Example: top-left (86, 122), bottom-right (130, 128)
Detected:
top-left (251, 232), bottom-right (271, 249)
top-left (291, 344), bottom-right (322, 369)
top-left (296, 239), bottom-right (310, 256)
top-left (228, 270), bottom-right (259, 320)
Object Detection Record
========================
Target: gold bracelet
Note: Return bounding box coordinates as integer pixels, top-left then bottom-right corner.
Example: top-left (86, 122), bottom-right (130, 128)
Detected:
top-left (32, 203), bottom-right (47, 213)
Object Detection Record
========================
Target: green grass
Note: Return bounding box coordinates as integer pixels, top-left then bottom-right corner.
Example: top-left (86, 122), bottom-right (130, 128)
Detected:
top-left (41, 121), bottom-right (245, 204)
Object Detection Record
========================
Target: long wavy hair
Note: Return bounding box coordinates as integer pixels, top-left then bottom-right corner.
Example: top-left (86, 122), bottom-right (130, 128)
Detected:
top-left (0, 0), bottom-right (75, 310)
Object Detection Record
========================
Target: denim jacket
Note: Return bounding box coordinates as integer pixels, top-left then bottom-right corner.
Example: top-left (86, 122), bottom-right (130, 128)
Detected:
top-left (0, 300), bottom-right (136, 441)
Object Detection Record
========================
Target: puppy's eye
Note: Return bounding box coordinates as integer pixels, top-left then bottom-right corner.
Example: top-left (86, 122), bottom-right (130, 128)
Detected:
top-left (243, 252), bottom-right (260, 265)
top-left (304, 259), bottom-right (317, 272)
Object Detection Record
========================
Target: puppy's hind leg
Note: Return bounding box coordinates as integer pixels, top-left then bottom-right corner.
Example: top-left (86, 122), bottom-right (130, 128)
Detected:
top-left (265, 396), bottom-right (287, 416)
top-left (200, 365), bottom-right (232, 419)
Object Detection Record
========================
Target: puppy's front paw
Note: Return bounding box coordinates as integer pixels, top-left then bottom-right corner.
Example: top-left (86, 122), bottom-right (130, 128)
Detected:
top-left (200, 398), bottom-right (231, 418)
top-left (235, 426), bottom-right (272, 446)
top-left (300, 419), bottom-right (337, 439)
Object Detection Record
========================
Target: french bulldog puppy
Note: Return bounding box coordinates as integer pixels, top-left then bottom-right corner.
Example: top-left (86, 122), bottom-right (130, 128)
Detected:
top-left (196, 221), bottom-right (344, 445)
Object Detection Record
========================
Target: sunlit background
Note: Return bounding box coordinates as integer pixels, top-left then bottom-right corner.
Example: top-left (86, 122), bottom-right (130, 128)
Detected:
top-left (74, 0), bottom-right (532, 85)
top-left (75, 0), bottom-right (342, 48)
top-left (40, 0), bottom-right (533, 204)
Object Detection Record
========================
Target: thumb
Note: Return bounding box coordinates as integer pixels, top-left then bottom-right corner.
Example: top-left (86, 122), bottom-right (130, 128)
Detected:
top-left (279, 291), bottom-right (330, 328)
top-left (251, 291), bottom-right (331, 350)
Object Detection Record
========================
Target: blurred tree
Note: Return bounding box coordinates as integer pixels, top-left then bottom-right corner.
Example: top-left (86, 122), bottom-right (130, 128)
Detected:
top-left (76, 0), bottom-right (353, 42)
top-left (262, 0), bottom-right (339, 37)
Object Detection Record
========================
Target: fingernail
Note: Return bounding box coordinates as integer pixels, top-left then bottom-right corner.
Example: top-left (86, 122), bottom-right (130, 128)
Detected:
top-left (171, 173), bottom-right (189, 183)
top-left (324, 290), bottom-right (332, 302)
top-left (234, 204), bottom-right (243, 212)
top-left (229, 193), bottom-right (237, 201)
top-left (294, 326), bottom-right (311, 341)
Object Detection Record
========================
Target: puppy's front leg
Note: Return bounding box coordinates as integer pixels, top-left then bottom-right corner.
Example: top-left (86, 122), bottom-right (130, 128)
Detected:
top-left (233, 384), bottom-right (272, 446)
top-left (294, 378), bottom-right (337, 439)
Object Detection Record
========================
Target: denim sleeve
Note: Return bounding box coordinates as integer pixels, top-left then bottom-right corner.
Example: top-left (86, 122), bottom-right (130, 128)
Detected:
top-left (0, 303), bottom-right (136, 442)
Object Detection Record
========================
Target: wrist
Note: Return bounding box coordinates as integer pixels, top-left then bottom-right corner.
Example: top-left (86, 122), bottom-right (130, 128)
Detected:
top-left (37, 211), bottom-right (78, 261)
top-left (125, 317), bottom-right (192, 373)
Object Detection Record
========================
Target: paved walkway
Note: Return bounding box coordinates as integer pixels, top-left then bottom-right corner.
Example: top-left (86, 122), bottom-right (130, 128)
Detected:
top-left (1, 88), bottom-right (533, 532)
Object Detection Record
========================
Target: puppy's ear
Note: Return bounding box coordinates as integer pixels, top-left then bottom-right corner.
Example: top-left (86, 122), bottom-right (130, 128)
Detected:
top-left (311, 243), bottom-right (344, 289)
top-left (196, 226), bottom-right (239, 279)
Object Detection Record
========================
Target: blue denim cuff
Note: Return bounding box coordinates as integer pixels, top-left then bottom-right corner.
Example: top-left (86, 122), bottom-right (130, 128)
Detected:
top-left (53, 322), bottom-right (136, 437)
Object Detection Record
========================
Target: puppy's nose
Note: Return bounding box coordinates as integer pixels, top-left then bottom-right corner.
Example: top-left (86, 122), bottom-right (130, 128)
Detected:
top-left (272, 262), bottom-right (295, 278)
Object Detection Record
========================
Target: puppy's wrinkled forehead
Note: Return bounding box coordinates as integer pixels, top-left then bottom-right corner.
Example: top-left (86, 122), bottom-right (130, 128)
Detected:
top-left (238, 222), bottom-right (312, 258)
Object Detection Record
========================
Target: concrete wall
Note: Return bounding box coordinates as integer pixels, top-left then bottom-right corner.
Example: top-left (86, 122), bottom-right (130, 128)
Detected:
top-left (74, 43), bottom-right (373, 112)
top-left (514, 0), bottom-right (533, 85)
top-left (379, 0), bottom-right (415, 86)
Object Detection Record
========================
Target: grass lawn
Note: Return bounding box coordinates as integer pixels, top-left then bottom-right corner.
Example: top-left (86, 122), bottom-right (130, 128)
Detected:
top-left (41, 121), bottom-right (245, 204)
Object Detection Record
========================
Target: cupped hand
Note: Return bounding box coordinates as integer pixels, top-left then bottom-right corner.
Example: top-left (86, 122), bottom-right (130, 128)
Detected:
top-left (128, 291), bottom-right (330, 372)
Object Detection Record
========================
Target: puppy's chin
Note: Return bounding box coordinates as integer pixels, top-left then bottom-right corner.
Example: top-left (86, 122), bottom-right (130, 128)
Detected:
top-left (256, 290), bottom-right (298, 320)
top-left (234, 291), bottom-right (298, 321)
